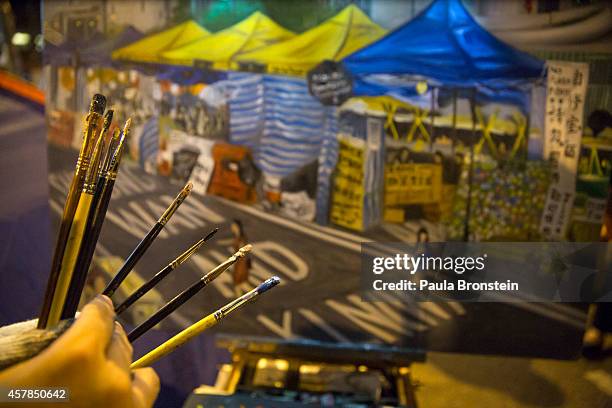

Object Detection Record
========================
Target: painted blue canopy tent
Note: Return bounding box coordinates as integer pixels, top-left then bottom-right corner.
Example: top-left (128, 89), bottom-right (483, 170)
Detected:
top-left (342, 0), bottom-right (545, 108)
top-left (340, 0), bottom-right (548, 239)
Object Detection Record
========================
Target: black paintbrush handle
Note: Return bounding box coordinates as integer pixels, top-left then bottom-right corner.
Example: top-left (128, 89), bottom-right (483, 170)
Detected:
top-left (103, 222), bottom-right (164, 297)
top-left (127, 279), bottom-right (207, 342)
top-left (61, 177), bottom-right (115, 319)
top-left (115, 264), bottom-right (174, 315)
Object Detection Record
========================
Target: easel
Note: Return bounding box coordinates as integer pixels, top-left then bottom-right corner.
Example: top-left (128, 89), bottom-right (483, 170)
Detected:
top-left (185, 335), bottom-right (426, 407)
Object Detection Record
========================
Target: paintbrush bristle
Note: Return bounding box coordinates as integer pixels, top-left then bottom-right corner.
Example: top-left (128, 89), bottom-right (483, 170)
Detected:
top-left (203, 227), bottom-right (219, 242)
top-left (257, 276), bottom-right (281, 294)
top-left (103, 110), bottom-right (114, 128)
top-left (90, 94), bottom-right (106, 115)
top-left (237, 244), bottom-right (252, 257)
top-left (123, 117), bottom-right (132, 133)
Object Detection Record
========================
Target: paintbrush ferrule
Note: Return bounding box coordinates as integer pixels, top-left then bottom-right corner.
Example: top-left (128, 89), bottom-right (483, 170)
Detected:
top-left (102, 117), bottom-right (129, 179)
top-left (172, 239), bottom-right (204, 268)
top-left (172, 228), bottom-right (218, 268)
top-left (101, 129), bottom-right (121, 177)
top-left (84, 110), bottom-right (114, 194)
top-left (108, 124), bottom-right (128, 177)
top-left (102, 109), bottom-right (114, 130)
top-left (74, 119), bottom-right (99, 172)
top-left (159, 182), bottom-right (193, 225)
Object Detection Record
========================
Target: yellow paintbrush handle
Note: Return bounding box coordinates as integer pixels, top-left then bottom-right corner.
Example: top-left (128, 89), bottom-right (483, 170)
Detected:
top-left (131, 313), bottom-right (219, 369)
top-left (46, 193), bottom-right (93, 327)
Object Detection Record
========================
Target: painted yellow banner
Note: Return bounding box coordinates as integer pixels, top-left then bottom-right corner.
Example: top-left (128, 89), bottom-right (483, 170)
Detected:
top-left (384, 163), bottom-right (442, 205)
top-left (330, 136), bottom-right (365, 231)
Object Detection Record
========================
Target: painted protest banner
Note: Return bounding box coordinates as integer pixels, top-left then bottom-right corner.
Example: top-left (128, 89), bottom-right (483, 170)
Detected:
top-left (384, 163), bottom-right (442, 206)
top-left (540, 61), bottom-right (589, 239)
top-left (190, 154), bottom-right (215, 196)
top-left (330, 134), bottom-right (366, 231)
top-left (160, 128), bottom-right (216, 192)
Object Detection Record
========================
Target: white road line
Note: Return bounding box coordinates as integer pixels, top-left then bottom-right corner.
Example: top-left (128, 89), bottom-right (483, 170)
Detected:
top-left (585, 369), bottom-right (612, 396)
top-left (49, 198), bottom-right (64, 217)
top-left (298, 308), bottom-right (350, 342)
top-left (210, 196), bottom-right (586, 327)
top-left (419, 301), bottom-right (452, 320)
top-left (484, 291), bottom-right (586, 328)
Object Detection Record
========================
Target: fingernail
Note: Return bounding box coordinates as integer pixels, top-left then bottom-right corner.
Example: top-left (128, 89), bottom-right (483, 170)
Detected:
top-left (97, 294), bottom-right (113, 309)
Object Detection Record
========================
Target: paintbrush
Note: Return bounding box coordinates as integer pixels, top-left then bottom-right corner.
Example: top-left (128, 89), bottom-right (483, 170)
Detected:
top-left (38, 94), bottom-right (106, 329)
top-left (44, 107), bottom-right (112, 328)
top-left (131, 276), bottom-right (280, 368)
top-left (128, 244), bottom-right (252, 342)
top-left (61, 119), bottom-right (130, 319)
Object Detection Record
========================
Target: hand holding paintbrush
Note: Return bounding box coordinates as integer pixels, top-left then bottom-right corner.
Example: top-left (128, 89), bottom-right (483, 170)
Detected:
top-left (1, 297), bottom-right (160, 407)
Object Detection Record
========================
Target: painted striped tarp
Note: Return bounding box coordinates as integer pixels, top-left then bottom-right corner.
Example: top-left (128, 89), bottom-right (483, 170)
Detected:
top-left (315, 108), bottom-right (339, 224)
top-left (139, 116), bottom-right (159, 172)
top-left (226, 72), bottom-right (264, 152)
top-left (226, 72), bottom-right (337, 178)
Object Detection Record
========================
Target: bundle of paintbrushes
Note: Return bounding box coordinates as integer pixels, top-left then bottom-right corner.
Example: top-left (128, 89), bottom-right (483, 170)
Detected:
top-left (0, 94), bottom-right (280, 370)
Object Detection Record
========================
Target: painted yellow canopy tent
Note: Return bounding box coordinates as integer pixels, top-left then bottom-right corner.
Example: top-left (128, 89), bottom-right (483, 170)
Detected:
top-left (161, 11), bottom-right (295, 69)
top-left (112, 20), bottom-right (209, 64)
top-left (234, 5), bottom-right (386, 76)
